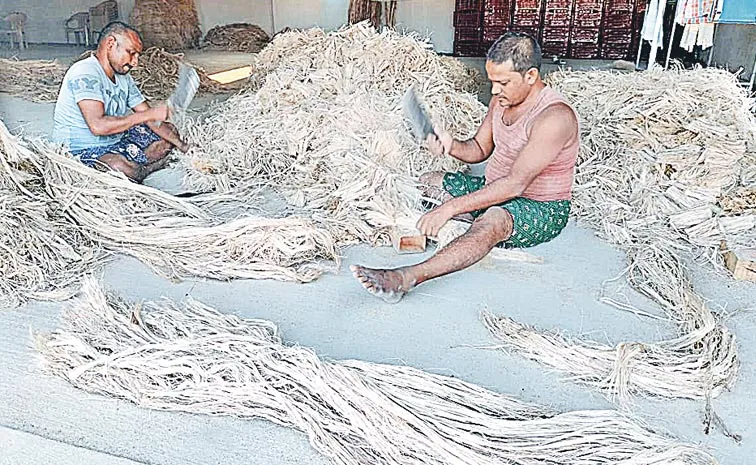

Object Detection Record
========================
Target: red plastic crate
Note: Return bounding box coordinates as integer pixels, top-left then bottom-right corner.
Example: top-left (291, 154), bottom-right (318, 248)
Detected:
top-left (456, 0), bottom-right (484, 10)
top-left (483, 25), bottom-right (509, 42)
top-left (544, 7), bottom-right (574, 27)
top-left (602, 28), bottom-right (633, 42)
top-left (542, 26), bottom-right (571, 41)
top-left (454, 40), bottom-right (483, 56)
top-left (571, 43), bottom-right (601, 58)
top-left (571, 27), bottom-right (600, 43)
top-left (542, 42), bottom-right (569, 56)
top-left (454, 9), bottom-right (483, 28)
top-left (455, 25), bottom-right (483, 41)
top-left (483, 1), bottom-right (513, 28)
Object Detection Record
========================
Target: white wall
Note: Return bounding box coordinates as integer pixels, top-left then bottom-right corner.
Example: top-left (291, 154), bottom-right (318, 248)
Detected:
top-left (0, 0), bottom-right (114, 43)
top-left (196, 0), bottom-right (274, 35)
top-left (3, 0), bottom-right (454, 53)
top-left (271, 0), bottom-right (455, 52)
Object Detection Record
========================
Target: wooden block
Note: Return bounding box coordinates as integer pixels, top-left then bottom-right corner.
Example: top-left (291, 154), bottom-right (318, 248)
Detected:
top-left (722, 246), bottom-right (756, 282)
top-left (391, 229), bottom-right (427, 254)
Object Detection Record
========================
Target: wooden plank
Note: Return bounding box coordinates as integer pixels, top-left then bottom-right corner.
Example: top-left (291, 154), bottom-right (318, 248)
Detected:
top-left (723, 246), bottom-right (756, 282)
top-left (390, 228), bottom-right (427, 254)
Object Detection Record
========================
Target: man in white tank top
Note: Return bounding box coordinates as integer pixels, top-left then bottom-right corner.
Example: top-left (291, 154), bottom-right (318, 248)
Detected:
top-left (351, 32), bottom-right (580, 303)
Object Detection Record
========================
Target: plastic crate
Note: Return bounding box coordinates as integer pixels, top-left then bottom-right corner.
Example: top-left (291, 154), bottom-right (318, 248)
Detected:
top-left (456, 0), bottom-right (484, 10)
top-left (542, 42), bottom-right (569, 57)
top-left (454, 9), bottom-right (483, 28)
top-left (483, 25), bottom-right (509, 42)
top-left (571, 27), bottom-right (600, 43)
top-left (542, 26), bottom-right (571, 41)
top-left (602, 28), bottom-right (632, 42)
top-left (544, 8), bottom-right (574, 27)
top-left (571, 43), bottom-right (601, 58)
top-left (454, 40), bottom-right (483, 56)
top-left (455, 26), bottom-right (483, 41)
top-left (483, 1), bottom-right (513, 28)
top-left (601, 43), bottom-right (633, 59)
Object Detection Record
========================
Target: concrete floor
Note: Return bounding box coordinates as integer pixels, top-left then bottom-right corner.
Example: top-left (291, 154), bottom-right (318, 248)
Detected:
top-left (1, 46), bottom-right (756, 465)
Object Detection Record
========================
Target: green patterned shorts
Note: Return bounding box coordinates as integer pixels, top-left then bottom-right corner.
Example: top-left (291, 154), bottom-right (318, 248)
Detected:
top-left (442, 172), bottom-right (570, 249)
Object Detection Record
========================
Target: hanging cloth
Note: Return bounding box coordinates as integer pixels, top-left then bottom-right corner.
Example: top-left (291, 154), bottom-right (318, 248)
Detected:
top-left (682, 0), bottom-right (717, 24)
top-left (697, 22), bottom-right (716, 49)
top-left (680, 23), bottom-right (699, 51)
top-left (641, 0), bottom-right (665, 47)
top-left (679, 21), bottom-right (716, 51)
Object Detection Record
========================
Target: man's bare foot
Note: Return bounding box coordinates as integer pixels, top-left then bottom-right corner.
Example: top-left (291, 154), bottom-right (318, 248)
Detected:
top-left (350, 265), bottom-right (415, 304)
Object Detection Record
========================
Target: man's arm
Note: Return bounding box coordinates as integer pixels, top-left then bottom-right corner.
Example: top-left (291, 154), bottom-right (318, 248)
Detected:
top-left (418, 104), bottom-right (578, 236)
top-left (427, 99), bottom-right (496, 164)
top-left (132, 102), bottom-right (189, 151)
top-left (78, 99), bottom-right (168, 136)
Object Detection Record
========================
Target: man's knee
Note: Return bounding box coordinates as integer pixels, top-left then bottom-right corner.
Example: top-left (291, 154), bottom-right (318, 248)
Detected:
top-left (418, 171), bottom-right (446, 188)
top-left (99, 154), bottom-right (137, 177)
top-left (474, 207), bottom-right (514, 242)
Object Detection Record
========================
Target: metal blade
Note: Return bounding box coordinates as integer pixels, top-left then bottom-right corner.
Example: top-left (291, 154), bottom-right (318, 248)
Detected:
top-left (402, 87), bottom-right (436, 142)
top-left (167, 63), bottom-right (200, 111)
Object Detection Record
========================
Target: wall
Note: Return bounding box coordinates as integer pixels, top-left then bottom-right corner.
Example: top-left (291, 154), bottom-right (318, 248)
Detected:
top-left (2, 0), bottom-right (454, 53)
top-left (196, 0), bottom-right (274, 35)
top-left (710, 24), bottom-right (756, 81)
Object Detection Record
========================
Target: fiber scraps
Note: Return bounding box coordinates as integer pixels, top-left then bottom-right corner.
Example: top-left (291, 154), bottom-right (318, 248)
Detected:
top-left (129, 0), bottom-right (202, 51)
top-left (483, 66), bottom-right (755, 400)
top-left (38, 278), bottom-right (718, 465)
top-left (202, 23), bottom-right (270, 53)
top-left (0, 124), bottom-right (104, 309)
top-left (33, 140), bottom-right (339, 283)
top-left (0, 58), bottom-right (67, 103)
top-left (129, 47), bottom-right (227, 100)
top-left (180, 23), bottom-right (486, 248)
top-left (0, 119), bottom-right (338, 288)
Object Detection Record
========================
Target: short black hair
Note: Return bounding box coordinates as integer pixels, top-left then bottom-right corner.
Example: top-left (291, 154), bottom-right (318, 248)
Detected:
top-left (98, 21), bottom-right (142, 47)
top-left (486, 32), bottom-right (542, 73)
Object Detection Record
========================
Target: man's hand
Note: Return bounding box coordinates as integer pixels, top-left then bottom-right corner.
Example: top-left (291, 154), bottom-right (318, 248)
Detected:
top-left (425, 124), bottom-right (453, 156)
top-left (147, 105), bottom-right (171, 123)
top-left (417, 204), bottom-right (455, 238)
top-left (176, 141), bottom-right (193, 153)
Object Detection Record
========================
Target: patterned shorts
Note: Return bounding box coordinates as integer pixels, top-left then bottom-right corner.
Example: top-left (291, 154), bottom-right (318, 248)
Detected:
top-left (443, 172), bottom-right (571, 249)
top-left (71, 124), bottom-right (162, 167)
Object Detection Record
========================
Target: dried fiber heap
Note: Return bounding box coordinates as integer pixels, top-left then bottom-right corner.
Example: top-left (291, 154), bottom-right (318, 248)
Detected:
top-left (484, 66), bottom-right (755, 402)
top-left (129, 0), bottom-right (202, 50)
top-left (202, 23), bottom-right (270, 53)
top-left (0, 124), bottom-right (103, 308)
top-left (180, 23), bottom-right (486, 247)
top-left (38, 278), bottom-right (718, 465)
top-left (128, 47), bottom-right (226, 100)
top-left (0, 58), bottom-right (67, 103)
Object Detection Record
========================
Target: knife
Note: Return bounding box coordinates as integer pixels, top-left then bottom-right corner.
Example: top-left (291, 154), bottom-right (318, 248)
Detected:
top-left (402, 87), bottom-right (436, 142)
top-left (167, 62), bottom-right (200, 113)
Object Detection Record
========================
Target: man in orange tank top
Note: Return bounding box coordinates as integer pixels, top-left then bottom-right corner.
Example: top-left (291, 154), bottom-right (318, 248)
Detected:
top-left (351, 32), bottom-right (580, 303)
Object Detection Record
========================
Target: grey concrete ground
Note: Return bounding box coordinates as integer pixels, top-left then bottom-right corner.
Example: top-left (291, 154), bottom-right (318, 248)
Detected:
top-left (1, 46), bottom-right (755, 465)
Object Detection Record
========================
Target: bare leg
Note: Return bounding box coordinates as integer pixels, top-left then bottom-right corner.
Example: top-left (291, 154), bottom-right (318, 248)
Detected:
top-left (351, 207), bottom-right (514, 303)
top-left (98, 153), bottom-right (168, 183)
top-left (145, 122), bottom-right (187, 163)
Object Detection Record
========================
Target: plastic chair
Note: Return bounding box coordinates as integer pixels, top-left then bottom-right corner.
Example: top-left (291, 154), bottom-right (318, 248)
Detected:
top-left (2, 12), bottom-right (27, 49)
top-left (89, 0), bottom-right (118, 44)
top-left (65, 12), bottom-right (90, 46)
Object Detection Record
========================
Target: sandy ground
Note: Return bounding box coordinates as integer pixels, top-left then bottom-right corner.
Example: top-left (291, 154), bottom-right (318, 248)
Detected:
top-left (1, 46), bottom-right (755, 464)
